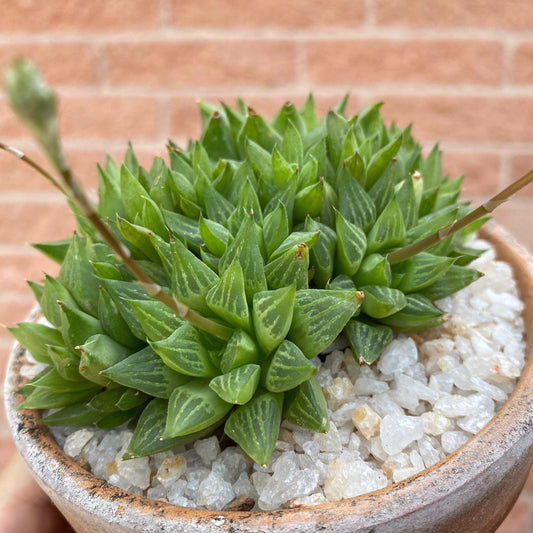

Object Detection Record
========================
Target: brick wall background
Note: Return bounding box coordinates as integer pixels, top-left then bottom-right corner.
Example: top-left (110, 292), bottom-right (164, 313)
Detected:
top-left (0, 1), bottom-right (532, 530)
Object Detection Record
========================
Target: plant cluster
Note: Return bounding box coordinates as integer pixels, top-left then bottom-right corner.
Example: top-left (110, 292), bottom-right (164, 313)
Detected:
top-left (6, 60), bottom-right (530, 467)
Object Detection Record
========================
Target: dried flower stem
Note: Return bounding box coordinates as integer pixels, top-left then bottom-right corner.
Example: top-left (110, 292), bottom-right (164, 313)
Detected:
top-left (387, 168), bottom-right (533, 265)
top-left (0, 142), bottom-right (233, 341)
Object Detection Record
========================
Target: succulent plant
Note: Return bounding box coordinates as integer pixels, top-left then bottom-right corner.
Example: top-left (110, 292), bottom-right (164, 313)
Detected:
top-left (5, 60), bottom-right (533, 467)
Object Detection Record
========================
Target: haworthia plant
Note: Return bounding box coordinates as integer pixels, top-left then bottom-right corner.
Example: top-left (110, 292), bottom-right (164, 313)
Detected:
top-left (5, 60), bottom-right (533, 466)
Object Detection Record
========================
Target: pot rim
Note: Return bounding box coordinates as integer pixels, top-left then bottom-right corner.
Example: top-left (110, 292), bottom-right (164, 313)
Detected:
top-left (4, 221), bottom-right (533, 531)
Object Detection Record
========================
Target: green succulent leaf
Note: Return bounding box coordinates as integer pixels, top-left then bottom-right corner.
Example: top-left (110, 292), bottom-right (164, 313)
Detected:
top-left (116, 217), bottom-right (160, 262)
top-left (246, 138), bottom-right (275, 185)
top-left (125, 398), bottom-right (223, 459)
top-left (293, 180), bottom-right (325, 221)
top-left (201, 111), bottom-right (237, 160)
top-left (395, 175), bottom-right (419, 229)
top-left (164, 380), bottom-right (232, 438)
top-left (206, 262), bottom-right (251, 331)
top-left (150, 322), bottom-right (219, 378)
top-left (47, 344), bottom-right (82, 382)
top-left (224, 391), bottom-right (283, 467)
top-left (24, 367), bottom-right (94, 392)
top-left (18, 386), bottom-right (99, 410)
top-left (337, 166), bottom-right (376, 231)
top-left (265, 243), bottom-right (309, 291)
top-left (219, 214), bottom-right (267, 301)
top-left (281, 120), bottom-right (304, 167)
top-left (88, 386), bottom-right (147, 413)
top-left (353, 253), bottom-right (391, 287)
top-left (58, 233), bottom-right (100, 317)
top-left (366, 133), bottom-right (403, 190)
top-left (271, 148), bottom-right (296, 190)
top-left (40, 274), bottom-right (78, 328)
top-left (60, 303), bottom-right (104, 350)
top-left (220, 329), bottom-right (259, 373)
top-left (289, 289), bottom-right (364, 358)
top-left (344, 320), bottom-right (393, 365)
top-left (239, 111), bottom-right (280, 153)
top-left (305, 217), bottom-right (337, 288)
top-left (163, 210), bottom-right (203, 252)
top-left (366, 198), bottom-right (406, 254)
top-left (407, 205), bottom-right (458, 243)
top-left (264, 340), bottom-right (317, 393)
top-left (120, 163), bottom-right (148, 222)
top-left (97, 278), bottom-right (151, 340)
top-left (269, 231), bottom-right (320, 262)
top-left (78, 334), bottom-right (131, 385)
top-left (360, 285), bottom-right (407, 319)
top-left (326, 110), bottom-right (349, 170)
top-left (299, 93), bottom-right (319, 131)
top-left (169, 237), bottom-right (219, 315)
top-left (380, 294), bottom-right (445, 331)
top-left (334, 210), bottom-right (367, 277)
top-left (31, 238), bottom-right (71, 264)
top-left (297, 155), bottom-right (319, 189)
top-left (102, 345), bottom-right (190, 399)
top-left (209, 364), bottom-right (261, 405)
top-left (283, 376), bottom-right (329, 433)
top-left (41, 402), bottom-right (102, 427)
top-left (127, 298), bottom-right (184, 342)
top-left (252, 284), bottom-right (295, 354)
top-left (263, 202), bottom-right (290, 258)
top-left (98, 288), bottom-right (142, 349)
top-left (420, 264), bottom-right (483, 301)
top-left (96, 406), bottom-right (143, 429)
top-left (394, 252), bottom-right (455, 293)
top-left (273, 101), bottom-right (306, 135)
top-left (9, 322), bottom-right (62, 364)
top-left (199, 215), bottom-right (233, 257)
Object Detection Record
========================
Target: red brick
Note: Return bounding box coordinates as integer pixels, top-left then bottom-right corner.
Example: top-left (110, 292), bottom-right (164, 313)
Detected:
top-left (0, 297), bottom-right (35, 341)
top-left (0, 43), bottom-right (97, 86)
top-left (376, 0), bottom-right (533, 29)
top-left (0, 0), bottom-right (159, 32)
top-left (441, 151), bottom-right (501, 197)
top-left (307, 40), bottom-right (503, 85)
top-left (372, 96), bottom-right (533, 143)
top-left (59, 97), bottom-right (160, 140)
top-left (510, 155), bottom-right (533, 197)
top-left (512, 42), bottom-right (533, 84)
top-left (0, 149), bottom-right (104, 192)
top-left (495, 493), bottom-right (530, 533)
top-left (170, 0), bottom-right (364, 27)
top-left (0, 99), bottom-right (29, 138)
top-left (106, 41), bottom-right (297, 88)
top-left (0, 251), bottom-right (60, 292)
top-left (0, 201), bottom-right (75, 244)
top-left (1, 94), bottom-right (161, 143)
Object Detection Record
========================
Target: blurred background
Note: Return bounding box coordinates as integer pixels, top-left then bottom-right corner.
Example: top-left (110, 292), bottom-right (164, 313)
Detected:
top-left (0, 1), bottom-right (532, 530)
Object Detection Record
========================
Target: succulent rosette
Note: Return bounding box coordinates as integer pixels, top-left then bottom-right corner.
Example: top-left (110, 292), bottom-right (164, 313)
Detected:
top-left (8, 63), bottom-right (490, 466)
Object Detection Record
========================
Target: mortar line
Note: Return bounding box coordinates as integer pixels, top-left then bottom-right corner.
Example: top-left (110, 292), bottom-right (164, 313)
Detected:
top-left (0, 27), bottom-right (532, 44)
top-left (3, 83), bottom-right (533, 99)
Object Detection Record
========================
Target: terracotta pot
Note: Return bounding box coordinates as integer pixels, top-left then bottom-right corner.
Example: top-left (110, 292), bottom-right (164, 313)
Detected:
top-left (4, 222), bottom-right (533, 533)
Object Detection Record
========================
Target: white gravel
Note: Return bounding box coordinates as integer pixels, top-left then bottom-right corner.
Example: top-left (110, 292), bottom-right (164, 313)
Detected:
top-left (50, 239), bottom-right (527, 511)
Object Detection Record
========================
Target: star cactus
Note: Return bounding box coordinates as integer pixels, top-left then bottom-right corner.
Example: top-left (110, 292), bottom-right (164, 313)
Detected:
top-left (5, 59), bottom-right (532, 466)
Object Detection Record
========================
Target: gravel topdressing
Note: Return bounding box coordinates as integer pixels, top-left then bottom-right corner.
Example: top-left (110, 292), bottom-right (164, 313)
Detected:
top-left (45, 239), bottom-right (526, 512)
